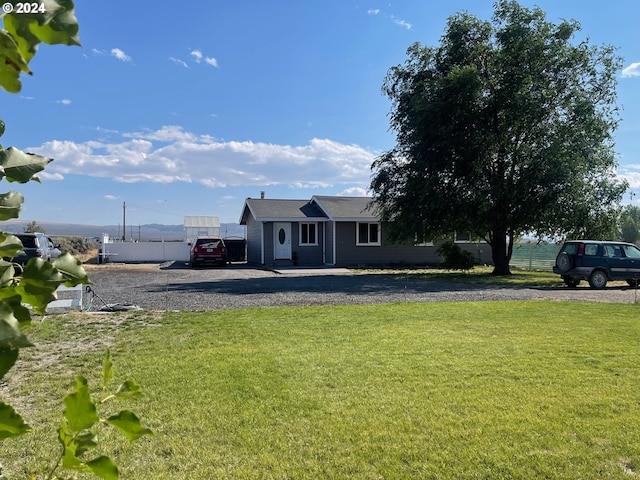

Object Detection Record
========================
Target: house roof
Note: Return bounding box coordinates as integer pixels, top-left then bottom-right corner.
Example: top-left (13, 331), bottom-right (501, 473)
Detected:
top-left (240, 196), bottom-right (379, 224)
top-left (239, 198), bottom-right (327, 224)
top-left (311, 196), bottom-right (378, 221)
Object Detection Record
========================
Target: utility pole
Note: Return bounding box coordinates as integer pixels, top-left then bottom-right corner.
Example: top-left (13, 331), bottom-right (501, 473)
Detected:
top-left (122, 201), bottom-right (126, 241)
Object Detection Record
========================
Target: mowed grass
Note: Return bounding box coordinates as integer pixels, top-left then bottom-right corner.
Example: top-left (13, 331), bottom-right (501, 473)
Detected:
top-left (364, 265), bottom-right (563, 287)
top-left (3, 301), bottom-right (640, 479)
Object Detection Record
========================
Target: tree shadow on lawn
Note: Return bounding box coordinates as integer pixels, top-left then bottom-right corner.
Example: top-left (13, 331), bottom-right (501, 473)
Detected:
top-left (145, 273), bottom-right (551, 297)
top-left (149, 275), bottom-right (499, 295)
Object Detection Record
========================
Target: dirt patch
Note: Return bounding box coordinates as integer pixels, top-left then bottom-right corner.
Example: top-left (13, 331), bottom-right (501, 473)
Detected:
top-left (83, 262), bottom-right (165, 273)
top-left (0, 310), bottom-right (163, 415)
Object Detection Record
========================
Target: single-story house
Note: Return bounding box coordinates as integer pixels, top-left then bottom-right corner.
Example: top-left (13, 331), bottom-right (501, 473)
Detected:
top-left (239, 195), bottom-right (492, 267)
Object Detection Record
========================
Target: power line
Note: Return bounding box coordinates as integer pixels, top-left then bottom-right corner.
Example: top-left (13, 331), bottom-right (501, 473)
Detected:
top-left (125, 202), bottom-right (185, 219)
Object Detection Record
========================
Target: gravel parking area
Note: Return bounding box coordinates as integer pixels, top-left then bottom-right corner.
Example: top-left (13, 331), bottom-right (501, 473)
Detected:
top-left (79, 262), bottom-right (640, 311)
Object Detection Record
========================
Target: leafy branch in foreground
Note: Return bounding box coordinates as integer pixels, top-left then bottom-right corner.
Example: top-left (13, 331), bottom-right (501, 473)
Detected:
top-left (48, 350), bottom-right (153, 480)
top-left (0, 2), bottom-right (151, 478)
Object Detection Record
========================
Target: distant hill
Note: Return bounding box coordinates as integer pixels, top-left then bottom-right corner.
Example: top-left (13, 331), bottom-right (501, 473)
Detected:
top-left (1, 220), bottom-right (246, 241)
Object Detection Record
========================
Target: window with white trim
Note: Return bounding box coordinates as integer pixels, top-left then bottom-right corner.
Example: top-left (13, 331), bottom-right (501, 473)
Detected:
top-left (357, 222), bottom-right (381, 246)
top-left (299, 223), bottom-right (318, 246)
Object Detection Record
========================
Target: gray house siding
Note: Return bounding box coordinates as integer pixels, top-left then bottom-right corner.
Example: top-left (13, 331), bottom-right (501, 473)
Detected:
top-left (263, 222), bottom-right (275, 264)
top-left (245, 216), bottom-right (263, 264)
top-left (324, 221), bottom-right (335, 265)
top-left (244, 220), bottom-right (324, 266)
top-left (292, 222), bottom-right (324, 266)
top-left (333, 222), bottom-right (491, 267)
top-left (333, 223), bottom-right (434, 266)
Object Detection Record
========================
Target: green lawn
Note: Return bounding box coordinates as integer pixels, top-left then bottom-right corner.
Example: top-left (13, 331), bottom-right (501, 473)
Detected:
top-left (364, 265), bottom-right (563, 286)
top-left (3, 301), bottom-right (640, 479)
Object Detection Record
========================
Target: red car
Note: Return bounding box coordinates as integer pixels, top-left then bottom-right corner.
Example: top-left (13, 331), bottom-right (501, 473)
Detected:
top-left (190, 237), bottom-right (228, 267)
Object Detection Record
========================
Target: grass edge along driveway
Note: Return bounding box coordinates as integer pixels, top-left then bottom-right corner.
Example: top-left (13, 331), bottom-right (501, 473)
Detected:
top-left (4, 300), bottom-right (640, 479)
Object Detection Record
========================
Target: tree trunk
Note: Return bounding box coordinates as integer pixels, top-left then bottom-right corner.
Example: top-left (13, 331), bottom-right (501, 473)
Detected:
top-left (490, 229), bottom-right (512, 275)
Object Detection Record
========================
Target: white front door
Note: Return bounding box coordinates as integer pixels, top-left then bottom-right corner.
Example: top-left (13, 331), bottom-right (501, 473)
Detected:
top-left (274, 222), bottom-right (292, 259)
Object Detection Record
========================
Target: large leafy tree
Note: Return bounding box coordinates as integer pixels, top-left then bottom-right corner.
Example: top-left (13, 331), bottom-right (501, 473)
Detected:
top-left (618, 204), bottom-right (640, 243)
top-left (370, 0), bottom-right (627, 274)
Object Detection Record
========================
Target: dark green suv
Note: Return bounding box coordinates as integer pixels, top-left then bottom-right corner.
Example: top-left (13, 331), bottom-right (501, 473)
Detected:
top-left (12, 233), bottom-right (61, 265)
top-left (553, 240), bottom-right (640, 289)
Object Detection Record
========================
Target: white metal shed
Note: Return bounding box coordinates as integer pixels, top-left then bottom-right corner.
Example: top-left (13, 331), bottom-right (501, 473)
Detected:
top-left (184, 216), bottom-right (221, 243)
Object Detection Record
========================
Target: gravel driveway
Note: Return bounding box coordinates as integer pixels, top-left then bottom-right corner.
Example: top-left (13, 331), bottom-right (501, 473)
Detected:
top-left (79, 263), bottom-right (640, 311)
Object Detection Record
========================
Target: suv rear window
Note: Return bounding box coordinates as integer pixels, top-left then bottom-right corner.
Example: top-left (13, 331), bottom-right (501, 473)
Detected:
top-left (563, 243), bottom-right (579, 255)
top-left (17, 236), bottom-right (37, 248)
top-left (195, 238), bottom-right (222, 247)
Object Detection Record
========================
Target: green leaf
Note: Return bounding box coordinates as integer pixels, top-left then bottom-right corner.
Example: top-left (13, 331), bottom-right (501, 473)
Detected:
top-left (0, 60), bottom-right (20, 93)
top-left (114, 380), bottom-right (143, 400)
top-left (63, 376), bottom-right (99, 431)
top-left (0, 301), bottom-right (32, 349)
top-left (0, 292), bottom-right (32, 323)
top-left (0, 232), bottom-right (26, 260)
top-left (0, 401), bottom-right (30, 439)
top-left (0, 119), bottom-right (5, 137)
top-left (0, 347), bottom-right (18, 380)
top-left (28, 0), bottom-right (81, 46)
top-left (86, 456), bottom-right (119, 480)
top-left (53, 253), bottom-right (90, 286)
top-left (106, 410), bottom-right (152, 441)
top-left (16, 258), bottom-right (64, 315)
top-left (4, 0), bottom-right (81, 65)
top-left (73, 429), bottom-right (98, 457)
top-left (0, 260), bottom-right (18, 288)
top-left (0, 147), bottom-right (52, 183)
top-left (0, 191), bottom-right (24, 220)
top-left (0, 30), bottom-right (30, 93)
top-left (101, 349), bottom-right (113, 389)
top-left (58, 421), bottom-right (89, 469)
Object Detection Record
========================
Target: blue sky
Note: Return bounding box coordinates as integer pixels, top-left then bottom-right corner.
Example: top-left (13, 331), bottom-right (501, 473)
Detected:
top-left (2, 0), bottom-right (639, 225)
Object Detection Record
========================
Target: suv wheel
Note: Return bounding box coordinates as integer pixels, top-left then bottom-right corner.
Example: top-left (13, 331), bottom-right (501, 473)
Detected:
top-left (589, 270), bottom-right (608, 289)
top-left (556, 252), bottom-right (573, 273)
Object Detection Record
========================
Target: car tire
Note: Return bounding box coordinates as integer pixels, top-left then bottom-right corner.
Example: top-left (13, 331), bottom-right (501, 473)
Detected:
top-left (589, 270), bottom-right (608, 289)
top-left (556, 252), bottom-right (573, 273)
top-left (627, 279), bottom-right (639, 288)
top-left (563, 277), bottom-right (580, 288)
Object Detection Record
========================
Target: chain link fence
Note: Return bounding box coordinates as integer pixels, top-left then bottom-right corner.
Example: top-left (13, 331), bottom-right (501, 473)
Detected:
top-left (510, 242), bottom-right (561, 271)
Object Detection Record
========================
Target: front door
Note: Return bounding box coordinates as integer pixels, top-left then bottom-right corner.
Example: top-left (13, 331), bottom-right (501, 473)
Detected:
top-left (274, 222), bottom-right (292, 260)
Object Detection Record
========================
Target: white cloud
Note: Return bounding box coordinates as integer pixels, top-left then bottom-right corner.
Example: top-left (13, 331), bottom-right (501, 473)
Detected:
top-left (391, 16), bottom-right (412, 30)
top-left (105, 194), bottom-right (119, 200)
top-left (111, 48), bottom-right (132, 62)
top-left (190, 49), bottom-right (218, 67)
top-left (29, 126), bottom-right (377, 190)
top-left (338, 187), bottom-right (369, 197)
top-left (169, 57), bottom-right (189, 69)
top-left (38, 171), bottom-right (64, 181)
top-left (622, 62), bottom-right (640, 78)
top-left (123, 125), bottom-right (198, 142)
top-left (369, 10), bottom-right (412, 30)
top-left (57, 99), bottom-right (72, 105)
top-left (204, 57), bottom-right (218, 67)
top-left (618, 166), bottom-right (640, 188)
